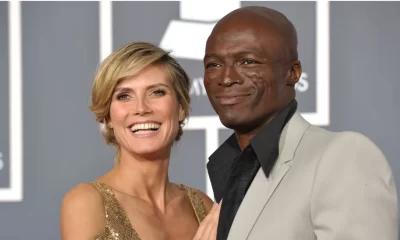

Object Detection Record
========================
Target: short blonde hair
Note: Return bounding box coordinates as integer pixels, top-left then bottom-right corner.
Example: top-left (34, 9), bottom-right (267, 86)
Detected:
top-left (89, 42), bottom-right (191, 159)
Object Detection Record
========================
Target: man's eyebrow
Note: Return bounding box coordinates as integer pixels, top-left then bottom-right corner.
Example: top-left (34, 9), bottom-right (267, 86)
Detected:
top-left (203, 51), bottom-right (264, 62)
top-left (236, 50), bottom-right (262, 56)
top-left (203, 53), bottom-right (219, 62)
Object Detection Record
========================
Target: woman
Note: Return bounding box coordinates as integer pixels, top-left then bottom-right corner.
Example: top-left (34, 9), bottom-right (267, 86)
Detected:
top-left (60, 42), bottom-right (220, 240)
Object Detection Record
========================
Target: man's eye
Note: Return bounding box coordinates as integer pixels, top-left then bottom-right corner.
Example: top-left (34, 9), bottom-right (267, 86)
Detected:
top-left (243, 59), bottom-right (257, 65)
top-left (206, 62), bottom-right (221, 68)
top-left (116, 93), bottom-right (129, 100)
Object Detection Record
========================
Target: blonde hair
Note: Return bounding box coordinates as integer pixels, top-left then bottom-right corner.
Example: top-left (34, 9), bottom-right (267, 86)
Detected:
top-left (89, 42), bottom-right (191, 163)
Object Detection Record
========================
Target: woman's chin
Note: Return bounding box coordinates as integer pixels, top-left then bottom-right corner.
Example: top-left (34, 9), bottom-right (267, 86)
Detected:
top-left (124, 145), bottom-right (171, 160)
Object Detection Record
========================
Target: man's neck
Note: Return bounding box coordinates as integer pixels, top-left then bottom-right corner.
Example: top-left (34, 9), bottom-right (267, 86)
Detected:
top-left (235, 113), bottom-right (279, 150)
top-left (235, 133), bottom-right (253, 151)
top-left (234, 99), bottom-right (297, 150)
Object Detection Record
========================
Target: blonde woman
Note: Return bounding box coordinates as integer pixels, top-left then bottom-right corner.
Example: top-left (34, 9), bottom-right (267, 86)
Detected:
top-left (60, 42), bottom-right (220, 240)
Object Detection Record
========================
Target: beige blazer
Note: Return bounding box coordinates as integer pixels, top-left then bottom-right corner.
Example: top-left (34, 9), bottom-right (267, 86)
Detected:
top-left (227, 112), bottom-right (398, 240)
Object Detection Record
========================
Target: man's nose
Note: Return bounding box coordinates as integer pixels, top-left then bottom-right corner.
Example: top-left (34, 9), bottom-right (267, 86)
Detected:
top-left (220, 65), bottom-right (242, 86)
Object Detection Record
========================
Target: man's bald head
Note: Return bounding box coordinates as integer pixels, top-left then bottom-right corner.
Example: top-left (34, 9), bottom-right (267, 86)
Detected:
top-left (211, 6), bottom-right (298, 61)
top-left (203, 6), bottom-right (302, 135)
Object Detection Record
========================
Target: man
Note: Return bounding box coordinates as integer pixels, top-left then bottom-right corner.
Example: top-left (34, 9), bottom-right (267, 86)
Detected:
top-left (202, 6), bottom-right (398, 240)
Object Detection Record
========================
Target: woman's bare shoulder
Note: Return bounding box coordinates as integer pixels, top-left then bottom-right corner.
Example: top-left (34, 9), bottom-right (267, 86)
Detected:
top-left (60, 183), bottom-right (106, 240)
top-left (61, 183), bottom-right (103, 210)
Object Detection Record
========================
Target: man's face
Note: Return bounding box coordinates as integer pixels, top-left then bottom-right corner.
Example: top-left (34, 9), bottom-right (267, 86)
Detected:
top-left (203, 17), bottom-right (299, 134)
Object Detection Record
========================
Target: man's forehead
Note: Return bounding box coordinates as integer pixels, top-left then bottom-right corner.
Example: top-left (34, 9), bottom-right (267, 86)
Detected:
top-left (205, 7), bottom-right (295, 57)
top-left (220, 6), bottom-right (289, 25)
top-left (206, 21), bottom-right (285, 52)
top-left (209, 12), bottom-right (284, 42)
top-left (217, 8), bottom-right (284, 29)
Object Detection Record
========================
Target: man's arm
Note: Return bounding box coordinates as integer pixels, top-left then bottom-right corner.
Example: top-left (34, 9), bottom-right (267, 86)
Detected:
top-left (311, 132), bottom-right (398, 240)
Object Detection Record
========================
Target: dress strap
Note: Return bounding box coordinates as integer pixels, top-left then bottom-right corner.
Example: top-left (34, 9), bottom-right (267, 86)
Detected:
top-left (90, 182), bottom-right (141, 240)
top-left (90, 181), bottom-right (115, 202)
top-left (178, 184), bottom-right (207, 223)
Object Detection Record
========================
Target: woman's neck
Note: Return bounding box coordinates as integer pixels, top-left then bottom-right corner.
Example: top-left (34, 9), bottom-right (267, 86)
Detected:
top-left (106, 148), bottom-right (173, 212)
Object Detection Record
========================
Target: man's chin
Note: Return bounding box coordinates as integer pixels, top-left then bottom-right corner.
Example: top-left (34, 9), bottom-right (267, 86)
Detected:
top-left (218, 114), bottom-right (245, 130)
top-left (218, 113), bottom-right (262, 134)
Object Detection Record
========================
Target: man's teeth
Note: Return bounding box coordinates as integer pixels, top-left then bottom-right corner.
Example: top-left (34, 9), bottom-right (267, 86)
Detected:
top-left (131, 123), bottom-right (161, 132)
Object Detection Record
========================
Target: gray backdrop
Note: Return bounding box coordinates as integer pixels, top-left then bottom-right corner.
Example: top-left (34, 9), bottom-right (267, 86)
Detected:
top-left (0, 1), bottom-right (399, 239)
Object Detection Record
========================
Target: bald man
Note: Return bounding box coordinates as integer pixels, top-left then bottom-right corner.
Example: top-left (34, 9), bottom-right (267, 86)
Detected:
top-left (203, 6), bottom-right (398, 240)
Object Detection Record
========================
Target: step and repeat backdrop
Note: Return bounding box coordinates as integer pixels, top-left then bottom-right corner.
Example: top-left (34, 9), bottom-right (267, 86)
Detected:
top-left (0, 1), bottom-right (399, 239)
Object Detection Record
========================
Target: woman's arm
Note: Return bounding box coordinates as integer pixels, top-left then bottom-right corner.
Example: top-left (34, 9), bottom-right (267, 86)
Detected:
top-left (60, 183), bottom-right (106, 240)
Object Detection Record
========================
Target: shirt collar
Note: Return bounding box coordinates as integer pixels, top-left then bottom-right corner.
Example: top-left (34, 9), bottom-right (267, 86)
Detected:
top-left (207, 100), bottom-right (298, 177)
top-left (250, 100), bottom-right (297, 177)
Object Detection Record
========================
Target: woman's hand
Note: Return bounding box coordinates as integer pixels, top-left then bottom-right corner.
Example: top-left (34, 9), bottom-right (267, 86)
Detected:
top-left (193, 200), bottom-right (222, 240)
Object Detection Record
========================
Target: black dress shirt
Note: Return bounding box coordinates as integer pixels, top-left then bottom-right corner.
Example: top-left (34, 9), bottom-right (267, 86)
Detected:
top-left (207, 100), bottom-right (298, 240)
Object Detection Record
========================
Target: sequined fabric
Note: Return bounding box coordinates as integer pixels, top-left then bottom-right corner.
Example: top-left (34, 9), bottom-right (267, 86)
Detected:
top-left (91, 182), bottom-right (207, 240)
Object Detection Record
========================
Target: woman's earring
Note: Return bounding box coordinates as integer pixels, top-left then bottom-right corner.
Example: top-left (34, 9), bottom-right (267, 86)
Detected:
top-left (179, 110), bottom-right (185, 122)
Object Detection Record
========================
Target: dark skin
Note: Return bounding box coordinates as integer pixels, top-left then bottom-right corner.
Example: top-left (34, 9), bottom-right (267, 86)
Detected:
top-left (204, 6), bottom-right (302, 150)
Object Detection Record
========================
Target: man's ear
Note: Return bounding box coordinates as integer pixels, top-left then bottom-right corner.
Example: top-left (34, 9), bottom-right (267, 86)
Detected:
top-left (287, 60), bottom-right (302, 86)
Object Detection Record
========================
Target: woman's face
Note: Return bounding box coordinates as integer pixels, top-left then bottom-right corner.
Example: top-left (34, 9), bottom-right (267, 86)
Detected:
top-left (109, 65), bottom-right (182, 159)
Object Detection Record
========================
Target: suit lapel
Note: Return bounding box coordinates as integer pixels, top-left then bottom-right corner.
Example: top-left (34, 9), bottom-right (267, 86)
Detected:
top-left (227, 112), bottom-right (310, 240)
top-left (227, 163), bottom-right (291, 240)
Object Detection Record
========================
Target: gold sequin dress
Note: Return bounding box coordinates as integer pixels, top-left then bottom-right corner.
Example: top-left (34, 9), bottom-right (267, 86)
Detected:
top-left (91, 182), bottom-right (207, 240)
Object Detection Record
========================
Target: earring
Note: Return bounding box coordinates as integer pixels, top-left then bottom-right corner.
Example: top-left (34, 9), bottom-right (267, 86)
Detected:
top-left (107, 122), bottom-right (113, 128)
top-left (179, 110), bottom-right (185, 122)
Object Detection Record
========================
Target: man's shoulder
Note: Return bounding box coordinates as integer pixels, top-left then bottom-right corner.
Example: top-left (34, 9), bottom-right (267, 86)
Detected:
top-left (306, 125), bottom-right (377, 148)
top-left (304, 125), bottom-right (387, 164)
top-left (300, 124), bottom-right (384, 157)
top-left (296, 126), bottom-right (394, 187)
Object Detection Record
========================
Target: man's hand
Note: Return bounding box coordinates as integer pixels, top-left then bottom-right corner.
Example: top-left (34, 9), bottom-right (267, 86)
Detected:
top-left (193, 200), bottom-right (222, 240)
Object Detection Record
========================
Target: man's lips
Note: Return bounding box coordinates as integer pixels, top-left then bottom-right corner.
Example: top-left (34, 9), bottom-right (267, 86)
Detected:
top-left (215, 93), bottom-right (251, 105)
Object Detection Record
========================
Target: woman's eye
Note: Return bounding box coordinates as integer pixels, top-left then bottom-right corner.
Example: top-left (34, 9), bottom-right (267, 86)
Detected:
top-left (116, 93), bottom-right (129, 100)
top-left (153, 89), bottom-right (166, 96)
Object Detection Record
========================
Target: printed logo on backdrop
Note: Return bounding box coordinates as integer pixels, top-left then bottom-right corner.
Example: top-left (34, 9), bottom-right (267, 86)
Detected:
top-left (0, 1), bottom-right (23, 202)
top-left (158, 1), bottom-right (330, 197)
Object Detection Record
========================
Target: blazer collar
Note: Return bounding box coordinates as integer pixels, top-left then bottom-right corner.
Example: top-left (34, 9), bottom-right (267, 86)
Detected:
top-left (277, 111), bottom-right (311, 164)
top-left (227, 111), bottom-right (311, 240)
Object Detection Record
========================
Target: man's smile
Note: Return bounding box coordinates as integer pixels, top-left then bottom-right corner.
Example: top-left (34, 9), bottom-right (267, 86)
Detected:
top-left (215, 93), bottom-right (251, 105)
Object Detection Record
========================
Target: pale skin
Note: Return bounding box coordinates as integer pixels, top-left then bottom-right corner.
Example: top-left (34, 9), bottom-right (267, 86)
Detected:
top-left (60, 65), bottom-right (220, 240)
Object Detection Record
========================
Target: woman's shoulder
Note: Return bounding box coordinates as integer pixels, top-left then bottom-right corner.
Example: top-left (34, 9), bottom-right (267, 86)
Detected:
top-left (178, 184), bottom-right (214, 213)
top-left (62, 182), bottom-right (104, 208)
top-left (60, 182), bottom-right (106, 239)
top-left (62, 182), bottom-right (103, 205)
